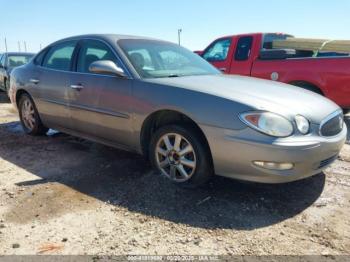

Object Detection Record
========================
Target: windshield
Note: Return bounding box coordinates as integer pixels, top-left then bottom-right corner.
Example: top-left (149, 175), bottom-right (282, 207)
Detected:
top-left (7, 55), bottom-right (33, 68)
top-left (118, 39), bottom-right (220, 78)
top-left (262, 34), bottom-right (294, 49)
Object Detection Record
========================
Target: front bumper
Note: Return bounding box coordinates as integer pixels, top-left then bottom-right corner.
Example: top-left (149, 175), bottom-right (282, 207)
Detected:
top-left (201, 124), bottom-right (347, 183)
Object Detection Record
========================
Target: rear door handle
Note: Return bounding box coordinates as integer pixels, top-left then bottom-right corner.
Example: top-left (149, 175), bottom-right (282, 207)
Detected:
top-left (70, 84), bottom-right (84, 90)
top-left (219, 67), bottom-right (227, 72)
top-left (30, 79), bottom-right (40, 84)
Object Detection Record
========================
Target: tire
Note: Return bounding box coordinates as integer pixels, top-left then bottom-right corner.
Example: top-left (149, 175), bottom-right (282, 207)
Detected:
top-left (149, 124), bottom-right (213, 187)
top-left (292, 82), bottom-right (323, 95)
top-left (18, 93), bottom-right (48, 136)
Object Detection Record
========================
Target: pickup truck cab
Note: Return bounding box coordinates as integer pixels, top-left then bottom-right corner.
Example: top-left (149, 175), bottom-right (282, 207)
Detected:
top-left (198, 33), bottom-right (350, 110)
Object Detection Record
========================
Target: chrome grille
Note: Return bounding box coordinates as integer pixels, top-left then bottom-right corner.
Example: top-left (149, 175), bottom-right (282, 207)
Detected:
top-left (320, 111), bottom-right (344, 137)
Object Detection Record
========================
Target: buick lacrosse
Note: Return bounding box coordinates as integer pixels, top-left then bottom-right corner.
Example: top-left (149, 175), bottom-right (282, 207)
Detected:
top-left (9, 34), bottom-right (347, 186)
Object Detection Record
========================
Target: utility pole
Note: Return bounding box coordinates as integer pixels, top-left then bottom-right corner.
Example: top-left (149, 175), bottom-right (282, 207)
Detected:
top-left (178, 29), bottom-right (182, 46)
top-left (4, 38), bottom-right (8, 52)
top-left (18, 41), bottom-right (21, 52)
top-left (23, 41), bottom-right (27, 52)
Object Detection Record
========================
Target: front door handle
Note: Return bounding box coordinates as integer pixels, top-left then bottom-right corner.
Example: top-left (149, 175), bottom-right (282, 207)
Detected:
top-left (70, 84), bottom-right (84, 90)
top-left (219, 67), bottom-right (227, 72)
top-left (30, 79), bottom-right (40, 84)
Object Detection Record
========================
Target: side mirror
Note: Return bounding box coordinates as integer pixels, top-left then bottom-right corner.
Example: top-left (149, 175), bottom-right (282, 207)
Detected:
top-left (89, 60), bottom-right (126, 78)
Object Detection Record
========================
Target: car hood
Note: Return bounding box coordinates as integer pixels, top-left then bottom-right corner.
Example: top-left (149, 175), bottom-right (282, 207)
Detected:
top-left (145, 74), bottom-right (340, 124)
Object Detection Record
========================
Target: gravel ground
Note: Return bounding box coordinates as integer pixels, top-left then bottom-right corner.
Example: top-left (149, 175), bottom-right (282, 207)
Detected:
top-left (0, 92), bottom-right (349, 256)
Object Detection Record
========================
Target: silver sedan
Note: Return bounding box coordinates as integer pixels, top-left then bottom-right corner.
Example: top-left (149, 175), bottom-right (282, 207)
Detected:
top-left (10, 34), bottom-right (347, 186)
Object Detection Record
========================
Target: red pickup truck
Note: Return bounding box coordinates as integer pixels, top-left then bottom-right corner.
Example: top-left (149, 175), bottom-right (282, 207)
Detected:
top-left (197, 33), bottom-right (350, 110)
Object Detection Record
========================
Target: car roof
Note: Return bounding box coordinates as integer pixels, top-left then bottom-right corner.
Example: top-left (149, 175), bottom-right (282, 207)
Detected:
top-left (48, 34), bottom-right (167, 48)
top-left (61, 33), bottom-right (157, 41)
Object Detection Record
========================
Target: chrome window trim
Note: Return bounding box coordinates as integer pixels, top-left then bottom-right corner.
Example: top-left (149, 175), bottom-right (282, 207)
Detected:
top-left (319, 109), bottom-right (344, 137)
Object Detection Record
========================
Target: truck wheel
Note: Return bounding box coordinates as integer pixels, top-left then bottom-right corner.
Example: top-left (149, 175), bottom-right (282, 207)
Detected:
top-left (18, 94), bottom-right (48, 136)
top-left (149, 124), bottom-right (213, 187)
top-left (292, 82), bottom-right (323, 95)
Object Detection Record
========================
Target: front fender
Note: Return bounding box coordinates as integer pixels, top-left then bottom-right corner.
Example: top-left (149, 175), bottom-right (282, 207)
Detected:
top-left (133, 80), bottom-right (252, 131)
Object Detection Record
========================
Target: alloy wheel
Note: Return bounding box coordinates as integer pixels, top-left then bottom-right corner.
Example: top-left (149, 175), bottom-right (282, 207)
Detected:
top-left (155, 133), bottom-right (197, 182)
top-left (21, 98), bottom-right (36, 131)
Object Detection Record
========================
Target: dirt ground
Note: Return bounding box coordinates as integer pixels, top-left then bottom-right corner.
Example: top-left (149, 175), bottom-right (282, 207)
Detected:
top-left (0, 92), bottom-right (349, 256)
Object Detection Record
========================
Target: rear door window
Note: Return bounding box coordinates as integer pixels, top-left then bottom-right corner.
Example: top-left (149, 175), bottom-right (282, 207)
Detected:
top-left (34, 49), bottom-right (48, 66)
top-left (234, 36), bottom-right (253, 61)
top-left (42, 41), bottom-right (77, 71)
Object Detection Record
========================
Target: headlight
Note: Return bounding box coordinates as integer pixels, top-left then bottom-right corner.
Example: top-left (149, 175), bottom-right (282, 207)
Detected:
top-left (239, 111), bottom-right (294, 137)
top-left (295, 115), bottom-right (310, 134)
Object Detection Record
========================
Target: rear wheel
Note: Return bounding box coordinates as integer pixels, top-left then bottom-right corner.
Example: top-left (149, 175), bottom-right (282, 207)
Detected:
top-left (18, 94), bottom-right (48, 135)
top-left (149, 125), bottom-right (213, 187)
top-left (292, 82), bottom-right (323, 95)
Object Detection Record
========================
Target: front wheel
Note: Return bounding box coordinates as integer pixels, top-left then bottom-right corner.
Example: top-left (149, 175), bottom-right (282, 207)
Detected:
top-left (149, 125), bottom-right (213, 187)
top-left (18, 94), bottom-right (48, 136)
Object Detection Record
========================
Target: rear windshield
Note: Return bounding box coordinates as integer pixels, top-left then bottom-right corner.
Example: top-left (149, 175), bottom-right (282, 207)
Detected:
top-left (262, 34), bottom-right (293, 49)
top-left (8, 55), bottom-right (33, 67)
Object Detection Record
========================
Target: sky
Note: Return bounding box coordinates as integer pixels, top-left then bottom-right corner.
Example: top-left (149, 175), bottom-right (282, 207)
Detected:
top-left (1, 0), bottom-right (350, 53)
